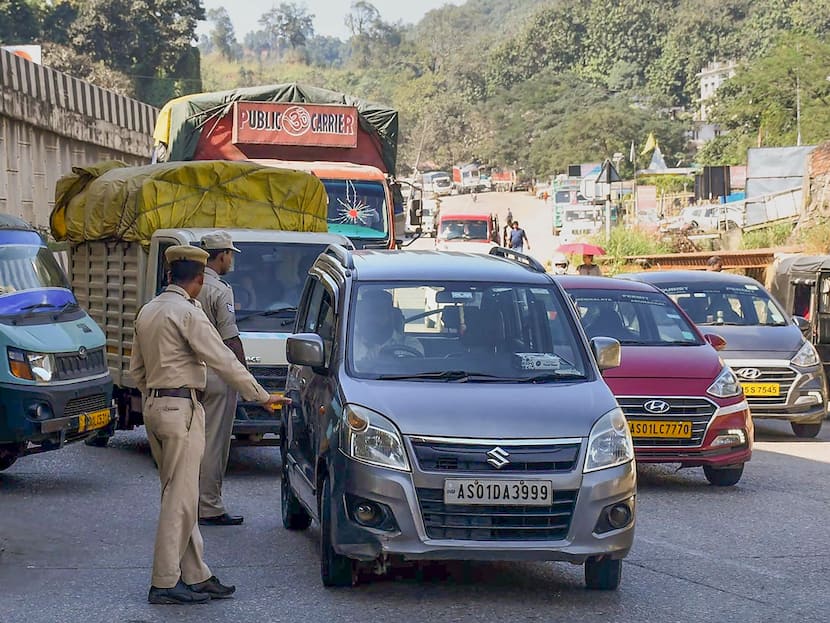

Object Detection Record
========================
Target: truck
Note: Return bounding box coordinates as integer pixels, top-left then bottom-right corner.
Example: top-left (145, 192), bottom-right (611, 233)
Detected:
top-left (452, 164), bottom-right (481, 194)
top-left (0, 214), bottom-right (116, 470)
top-left (434, 212), bottom-right (499, 254)
top-left (421, 171), bottom-right (453, 196)
top-left (491, 168), bottom-right (517, 192)
top-left (50, 160), bottom-right (351, 446)
top-left (151, 84), bottom-right (420, 249)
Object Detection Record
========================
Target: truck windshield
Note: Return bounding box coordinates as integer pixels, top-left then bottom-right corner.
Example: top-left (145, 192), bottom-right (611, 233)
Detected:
top-left (660, 282), bottom-right (788, 327)
top-left (347, 282), bottom-right (588, 381)
top-left (323, 179), bottom-right (388, 241)
top-left (571, 289), bottom-right (702, 345)
top-left (223, 242), bottom-right (330, 331)
top-left (0, 245), bottom-right (69, 294)
top-left (439, 219), bottom-right (488, 240)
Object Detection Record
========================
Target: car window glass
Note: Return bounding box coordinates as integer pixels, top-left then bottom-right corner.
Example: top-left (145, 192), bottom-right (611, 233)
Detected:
top-left (663, 282), bottom-right (787, 326)
top-left (317, 290), bottom-right (336, 365)
top-left (303, 280), bottom-right (325, 333)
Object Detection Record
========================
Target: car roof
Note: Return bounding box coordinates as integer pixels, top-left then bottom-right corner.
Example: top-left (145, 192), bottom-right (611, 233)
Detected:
top-left (348, 250), bottom-right (553, 283)
top-left (620, 270), bottom-right (762, 287)
top-left (557, 275), bottom-right (660, 293)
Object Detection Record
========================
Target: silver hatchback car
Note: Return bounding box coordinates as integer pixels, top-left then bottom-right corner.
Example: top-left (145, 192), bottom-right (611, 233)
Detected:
top-left (282, 247), bottom-right (636, 589)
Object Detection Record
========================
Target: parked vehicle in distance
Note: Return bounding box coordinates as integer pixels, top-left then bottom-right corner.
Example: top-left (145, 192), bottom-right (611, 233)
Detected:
top-left (282, 246), bottom-right (636, 589)
top-left (452, 163), bottom-right (481, 194)
top-left (623, 271), bottom-right (827, 438)
top-left (434, 212), bottom-right (498, 253)
top-left (0, 215), bottom-right (116, 470)
top-left (562, 277), bottom-right (752, 486)
top-left (663, 204), bottom-right (745, 234)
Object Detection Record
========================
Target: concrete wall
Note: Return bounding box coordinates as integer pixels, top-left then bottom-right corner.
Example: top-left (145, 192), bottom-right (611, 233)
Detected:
top-left (0, 49), bottom-right (158, 230)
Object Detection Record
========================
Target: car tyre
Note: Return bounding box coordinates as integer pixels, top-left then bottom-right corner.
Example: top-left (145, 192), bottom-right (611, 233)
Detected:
top-left (703, 464), bottom-right (744, 486)
top-left (281, 440), bottom-right (312, 531)
top-left (584, 556), bottom-right (622, 590)
top-left (320, 476), bottom-right (355, 587)
top-left (791, 422), bottom-right (822, 438)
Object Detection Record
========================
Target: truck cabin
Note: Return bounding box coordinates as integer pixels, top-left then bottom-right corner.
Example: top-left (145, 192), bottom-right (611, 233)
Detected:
top-left (437, 214), bottom-right (497, 244)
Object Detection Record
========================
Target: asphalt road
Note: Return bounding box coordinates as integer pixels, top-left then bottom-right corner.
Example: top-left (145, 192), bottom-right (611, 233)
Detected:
top-left (1, 417), bottom-right (828, 623)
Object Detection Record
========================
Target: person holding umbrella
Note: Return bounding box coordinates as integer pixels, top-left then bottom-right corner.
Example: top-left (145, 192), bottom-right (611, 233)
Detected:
top-left (556, 242), bottom-right (605, 276)
top-left (577, 254), bottom-right (602, 276)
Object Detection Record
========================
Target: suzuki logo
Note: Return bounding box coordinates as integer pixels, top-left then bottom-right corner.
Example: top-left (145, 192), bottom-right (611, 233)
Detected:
top-left (644, 399), bottom-right (670, 414)
top-left (736, 368), bottom-right (762, 380)
top-left (486, 446), bottom-right (510, 469)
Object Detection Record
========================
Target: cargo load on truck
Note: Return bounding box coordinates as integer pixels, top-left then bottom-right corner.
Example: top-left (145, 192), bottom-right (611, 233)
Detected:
top-left (51, 160), bottom-right (328, 246)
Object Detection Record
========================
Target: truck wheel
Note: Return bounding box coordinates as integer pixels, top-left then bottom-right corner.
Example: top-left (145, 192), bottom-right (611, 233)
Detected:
top-left (320, 476), bottom-right (356, 587)
top-left (703, 464), bottom-right (744, 486)
top-left (281, 438), bottom-right (311, 530)
top-left (584, 556), bottom-right (622, 590)
top-left (791, 422), bottom-right (822, 438)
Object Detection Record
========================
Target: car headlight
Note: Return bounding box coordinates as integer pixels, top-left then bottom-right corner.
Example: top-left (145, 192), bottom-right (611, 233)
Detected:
top-left (584, 408), bottom-right (634, 473)
top-left (7, 348), bottom-right (55, 383)
top-left (341, 405), bottom-right (410, 472)
top-left (707, 366), bottom-right (742, 398)
top-left (791, 340), bottom-right (820, 368)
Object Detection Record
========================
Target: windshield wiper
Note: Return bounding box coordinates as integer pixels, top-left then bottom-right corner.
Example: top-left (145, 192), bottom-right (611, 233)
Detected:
top-left (515, 372), bottom-right (585, 383)
top-left (20, 302), bottom-right (57, 311)
top-left (377, 370), bottom-right (505, 382)
top-left (237, 306), bottom-right (298, 321)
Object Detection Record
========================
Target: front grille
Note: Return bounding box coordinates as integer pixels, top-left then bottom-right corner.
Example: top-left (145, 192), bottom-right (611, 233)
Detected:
top-left (54, 348), bottom-right (107, 381)
top-left (63, 394), bottom-right (108, 418)
top-left (411, 440), bottom-right (580, 473)
top-left (617, 397), bottom-right (716, 447)
top-left (732, 366), bottom-right (797, 408)
top-left (250, 365), bottom-right (288, 393)
top-left (417, 487), bottom-right (577, 541)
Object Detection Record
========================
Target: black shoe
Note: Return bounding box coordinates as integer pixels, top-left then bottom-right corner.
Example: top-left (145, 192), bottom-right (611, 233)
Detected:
top-left (199, 513), bottom-right (244, 526)
top-left (148, 579), bottom-right (210, 605)
top-left (189, 575), bottom-right (236, 599)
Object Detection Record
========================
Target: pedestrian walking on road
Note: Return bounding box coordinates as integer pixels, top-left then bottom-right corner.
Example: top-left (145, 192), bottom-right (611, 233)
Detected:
top-left (577, 254), bottom-right (602, 276)
top-left (130, 245), bottom-right (287, 605)
top-left (509, 221), bottom-right (530, 254)
top-left (197, 232), bottom-right (247, 527)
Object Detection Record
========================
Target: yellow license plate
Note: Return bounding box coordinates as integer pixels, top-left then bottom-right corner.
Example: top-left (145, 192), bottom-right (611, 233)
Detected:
top-left (78, 409), bottom-right (111, 432)
top-left (741, 383), bottom-right (780, 396)
top-left (628, 420), bottom-right (692, 439)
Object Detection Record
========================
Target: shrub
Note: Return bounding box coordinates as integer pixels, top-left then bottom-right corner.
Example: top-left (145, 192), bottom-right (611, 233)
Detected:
top-left (590, 227), bottom-right (670, 274)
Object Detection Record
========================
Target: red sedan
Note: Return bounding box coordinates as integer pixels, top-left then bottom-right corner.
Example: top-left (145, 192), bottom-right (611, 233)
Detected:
top-left (560, 276), bottom-right (753, 486)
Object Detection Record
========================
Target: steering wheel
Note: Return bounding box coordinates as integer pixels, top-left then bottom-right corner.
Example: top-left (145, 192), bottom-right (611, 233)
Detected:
top-left (379, 344), bottom-right (422, 358)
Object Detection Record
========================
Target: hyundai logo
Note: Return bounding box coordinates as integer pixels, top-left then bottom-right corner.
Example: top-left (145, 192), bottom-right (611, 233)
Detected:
top-left (736, 368), bottom-right (762, 380)
top-left (644, 399), bottom-right (670, 414)
top-left (486, 446), bottom-right (510, 469)
top-left (77, 346), bottom-right (87, 360)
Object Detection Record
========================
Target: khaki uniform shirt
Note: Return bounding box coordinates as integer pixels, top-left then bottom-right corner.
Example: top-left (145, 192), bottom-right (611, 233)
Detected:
top-left (197, 266), bottom-right (239, 341)
top-left (129, 285), bottom-right (269, 403)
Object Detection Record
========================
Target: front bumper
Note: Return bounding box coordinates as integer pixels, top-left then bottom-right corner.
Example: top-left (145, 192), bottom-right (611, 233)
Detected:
top-left (327, 446), bottom-right (636, 564)
top-left (0, 376), bottom-right (115, 454)
top-left (633, 400), bottom-right (753, 468)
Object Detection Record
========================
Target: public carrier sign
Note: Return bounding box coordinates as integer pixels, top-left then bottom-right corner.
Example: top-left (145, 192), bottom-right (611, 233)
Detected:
top-left (232, 101), bottom-right (358, 148)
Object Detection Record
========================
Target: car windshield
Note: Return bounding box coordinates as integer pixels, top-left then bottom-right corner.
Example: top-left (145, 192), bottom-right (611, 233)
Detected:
top-left (347, 282), bottom-right (589, 381)
top-left (0, 245), bottom-right (69, 294)
top-left (571, 288), bottom-right (702, 346)
top-left (659, 282), bottom-right (788, 326)
top-left (323, 179), bottom-right (388, 241)
top-left (439, 220), bottom-right (488, 240)
top-left (223, 242), bottom-right (331, 331)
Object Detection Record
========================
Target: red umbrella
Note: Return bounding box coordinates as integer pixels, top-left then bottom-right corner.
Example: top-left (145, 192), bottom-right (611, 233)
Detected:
top-left (556, 242), bottom-right (606, 256)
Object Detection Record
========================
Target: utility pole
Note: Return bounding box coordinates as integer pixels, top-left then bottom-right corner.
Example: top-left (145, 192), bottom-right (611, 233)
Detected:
top-left (796, 72), bottom-right (802, 146)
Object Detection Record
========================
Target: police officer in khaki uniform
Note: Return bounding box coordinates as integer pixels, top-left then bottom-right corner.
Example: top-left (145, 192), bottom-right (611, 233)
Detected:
top-left (197, 231), bottom-right (246, 526)
top-left (130, 245), bottom-right (287, 605)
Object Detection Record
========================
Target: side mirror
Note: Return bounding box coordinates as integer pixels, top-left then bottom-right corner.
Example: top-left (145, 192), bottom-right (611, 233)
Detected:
top-left (409, 199), bottom-right (423, 227)
top-left (703, 333), bottom-right (727, 351)
top-left (590, 337), bottom-right (621, 371)
top-left (792, 315), bottom-right (812, 337)
top-left (287, 333), bottom-right (325, 368)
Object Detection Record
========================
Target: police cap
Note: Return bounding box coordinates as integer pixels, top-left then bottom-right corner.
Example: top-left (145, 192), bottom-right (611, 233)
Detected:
top-left (164, 245), bottom-right (209, 266)
top-left (201, 231), bottom-right (241, 253)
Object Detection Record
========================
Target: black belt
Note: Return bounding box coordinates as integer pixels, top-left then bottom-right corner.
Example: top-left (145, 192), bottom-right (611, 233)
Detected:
top-left (149, 388), bottom-right (203, 400)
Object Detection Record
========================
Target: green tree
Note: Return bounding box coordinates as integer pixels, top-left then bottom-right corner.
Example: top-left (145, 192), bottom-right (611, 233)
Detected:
top-left (0, 0), bottom-right (39, 42)
top-left (259, 1), bottom-right (315, 59)
top-left (207, 7), bottom-right (240, 61)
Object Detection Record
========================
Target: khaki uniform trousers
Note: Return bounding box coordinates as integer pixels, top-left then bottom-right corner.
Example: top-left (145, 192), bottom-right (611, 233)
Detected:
top-left (144, 392), bottom-right (212, 588)
top-left (199, 368), bottom-right (238, 518)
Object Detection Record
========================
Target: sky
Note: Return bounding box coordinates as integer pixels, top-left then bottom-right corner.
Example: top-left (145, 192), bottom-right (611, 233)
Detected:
top-left (198, 0), bottom-right (464, 40)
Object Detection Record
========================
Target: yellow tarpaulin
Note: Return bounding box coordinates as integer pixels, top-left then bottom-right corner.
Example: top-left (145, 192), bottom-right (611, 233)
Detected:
top-left (51, 160), bottom-right (329, 246)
